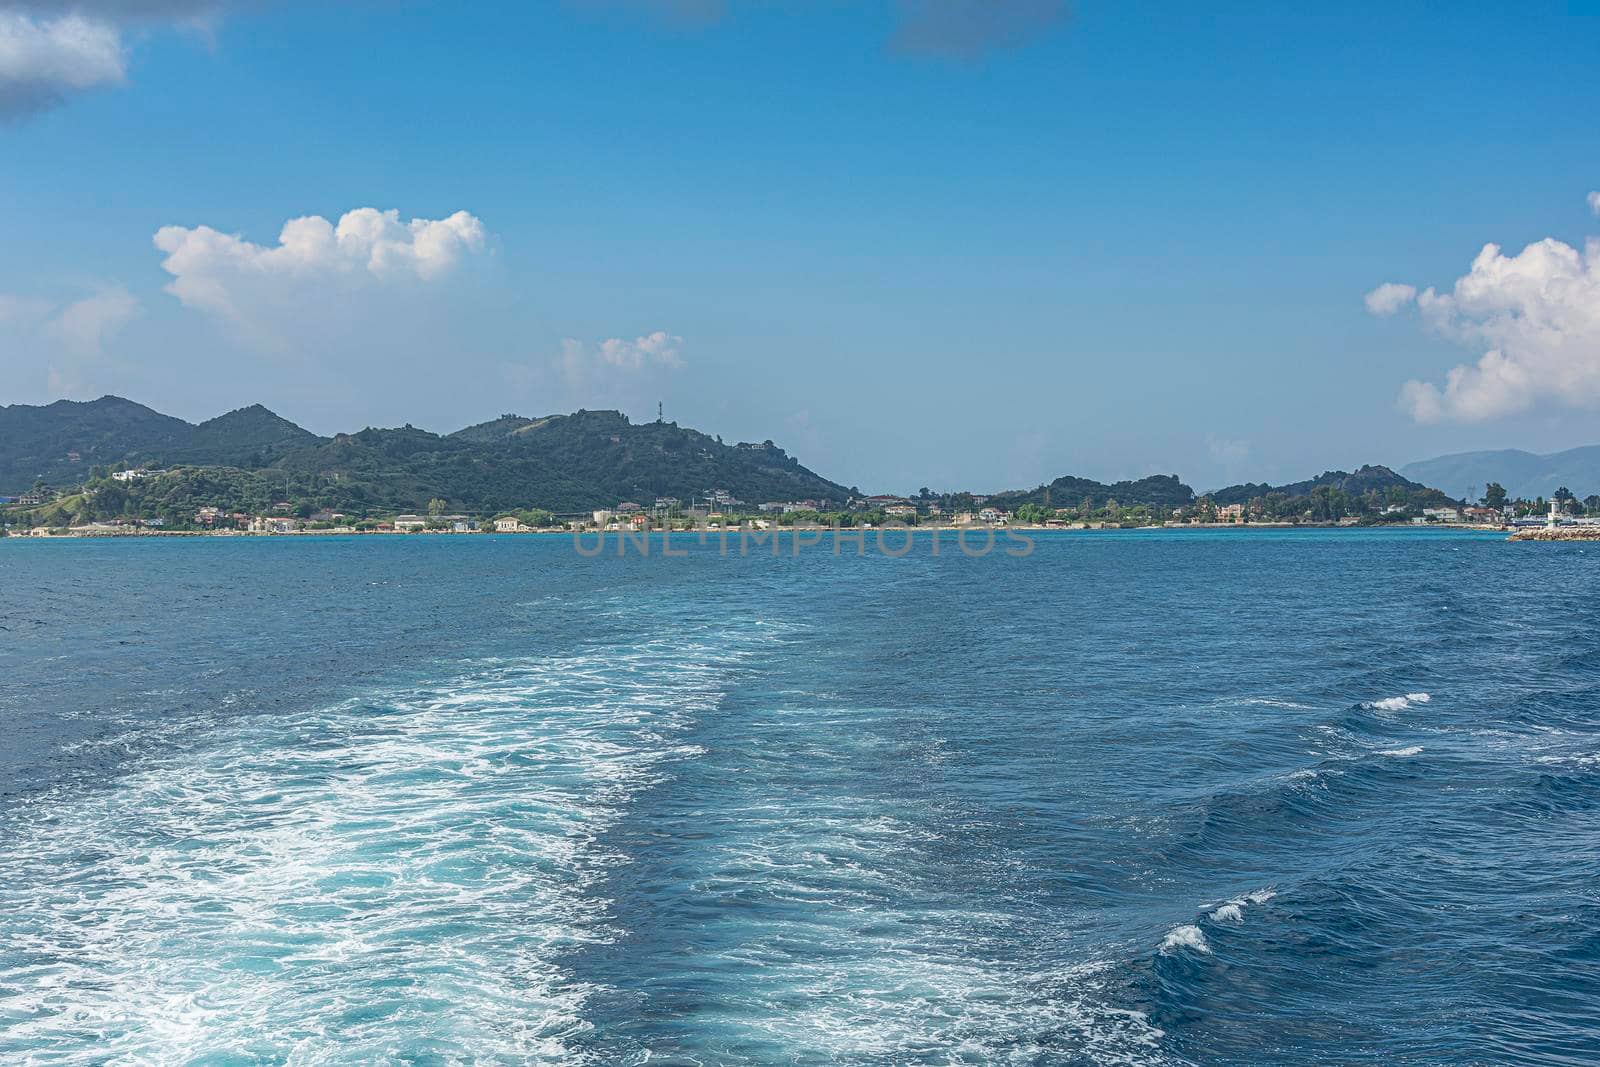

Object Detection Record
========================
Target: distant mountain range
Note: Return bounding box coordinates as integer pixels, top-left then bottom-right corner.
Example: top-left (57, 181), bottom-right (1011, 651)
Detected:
top-left (0, 396), bottom-right (853, 512)
top-left (0, 395), bottom-right (1467, 516)
top-left (1400, 447), bottom-right (1600, 503)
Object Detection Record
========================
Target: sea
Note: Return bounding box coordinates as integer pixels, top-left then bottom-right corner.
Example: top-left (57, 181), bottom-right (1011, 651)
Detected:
top-left (1, 528), bottom-right (1597, 1065)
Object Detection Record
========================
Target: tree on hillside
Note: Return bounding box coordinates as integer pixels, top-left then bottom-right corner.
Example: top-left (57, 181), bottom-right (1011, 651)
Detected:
top-left (1484, 483), bottom-right (1508, 509)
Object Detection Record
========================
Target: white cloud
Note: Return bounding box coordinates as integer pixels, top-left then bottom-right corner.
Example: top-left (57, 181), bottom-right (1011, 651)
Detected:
top-left (1589, 191), bottom-right (1600, 217)
top-left (553, 331), bottom-right (685, 392)
top-left (0, 284), bottom-right (139, 397)
top-left (1372, 195), bottom-right (1600, 423)
top-left (0, 3), bottom-right (294, 119)
top-left (0, 11), bottom-right (125, 117)
top-left (47, 286), bottom-right (138, 358)
top-left (597, 330), bottom-right (683, 369)
top-left (1364, 282), bottom-right (1416, 316)
top-left (153, 207), bottom-right (487, 319)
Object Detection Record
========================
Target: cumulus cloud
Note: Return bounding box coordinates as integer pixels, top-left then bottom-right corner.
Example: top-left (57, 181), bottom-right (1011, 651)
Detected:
top-left (0, 2), bottom-right (284, 119)
top-left (1590, 191), bottom-right (1600, 217)
top-left (153, 207), bottom-right (487, 320)
top-left (0, 10), bottom-right (126, 118)
top-left (597, 330), bottom-right (683, 369)
top-left (1364, 282), bottom-right (1416, 316)
top-left (1371, 196), bottom-right (1600, 422)
top-left (553, 331), bottom-right (684, 394)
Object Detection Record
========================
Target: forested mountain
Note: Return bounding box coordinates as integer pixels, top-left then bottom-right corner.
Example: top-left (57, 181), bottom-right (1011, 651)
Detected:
top-left (262, 411), bottom-right (850, 513)
top-left (0, 397), bottom-right (851, 515)
top-left (175, 405), bottom-right (324, 467)
top-left (1208, 465), bottom-right (1454, 507)
top-left (987, 473), bottom-right (1196, 509)
top-left (0, 397), bottom-right (325, 491)
top-left (0, 397), bottom-right (197, 490)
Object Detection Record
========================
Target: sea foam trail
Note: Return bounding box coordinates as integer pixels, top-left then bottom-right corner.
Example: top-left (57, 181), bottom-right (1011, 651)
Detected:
top-left (595, 703), bottom-right (1175, 1067)
top-left (0, 635), bottom-right (755, 1065)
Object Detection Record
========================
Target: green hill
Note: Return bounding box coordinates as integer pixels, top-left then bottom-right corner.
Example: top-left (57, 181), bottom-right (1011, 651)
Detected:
top-left (1209, 465), bottom-right (1455, 506)
top-left (271, 410), bottom-right (851, 514)
top-left (0, 397), bottom-right (851, 516)
top-left (0, 396), bottom-right (195, 490)
top-left (988, 473), bottom-right (1195, 510)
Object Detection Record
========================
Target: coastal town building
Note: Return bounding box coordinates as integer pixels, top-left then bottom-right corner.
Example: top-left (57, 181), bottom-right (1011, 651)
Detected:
top-left (494, 517), bottom-right (529, 533)
top-left (247, 516), bottom-right (299, 533)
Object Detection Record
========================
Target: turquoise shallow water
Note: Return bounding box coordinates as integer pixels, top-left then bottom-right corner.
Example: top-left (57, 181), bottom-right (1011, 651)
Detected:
top-left (1, 529), bottom-right (1598, 1064)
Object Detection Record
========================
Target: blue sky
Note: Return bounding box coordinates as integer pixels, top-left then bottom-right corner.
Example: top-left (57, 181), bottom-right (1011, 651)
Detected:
top-left (2, 1), bottom-right (1598, 493)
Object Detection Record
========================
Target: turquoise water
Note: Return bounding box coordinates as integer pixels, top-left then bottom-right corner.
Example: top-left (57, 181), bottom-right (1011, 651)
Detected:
top-left (1, 530), bottom-right (1598, 1064)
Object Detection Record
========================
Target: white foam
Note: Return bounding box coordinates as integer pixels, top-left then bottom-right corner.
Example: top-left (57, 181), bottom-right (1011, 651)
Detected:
top-left (0, 632), bottom-right (774, 1064)
top-left (1368, 692), bottom-right (1431, 712)
top-left (1203, 887), bottom-right (1275, 927)
top-left (1377, 745), bottom-right (1423, 758)
top-left (1159, 924), bottom-right (1210, 954)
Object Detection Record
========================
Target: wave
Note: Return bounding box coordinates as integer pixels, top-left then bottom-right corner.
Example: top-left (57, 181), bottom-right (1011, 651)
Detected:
top-left (1368, 692), bottom-right (1432, 712)
top-left (1203, 887), bottom-right (1276, 927)
top-left (1160, 924), bottom-right (1210, 955)
top-left (1376, 745), bottom-right (1424, 758)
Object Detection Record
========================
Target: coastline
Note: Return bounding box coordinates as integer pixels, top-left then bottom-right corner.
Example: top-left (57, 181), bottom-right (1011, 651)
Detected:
top-left (1508, 526), bottom-right (1600, 542)
top-left (3, 522), bottom-right (1519, 540)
